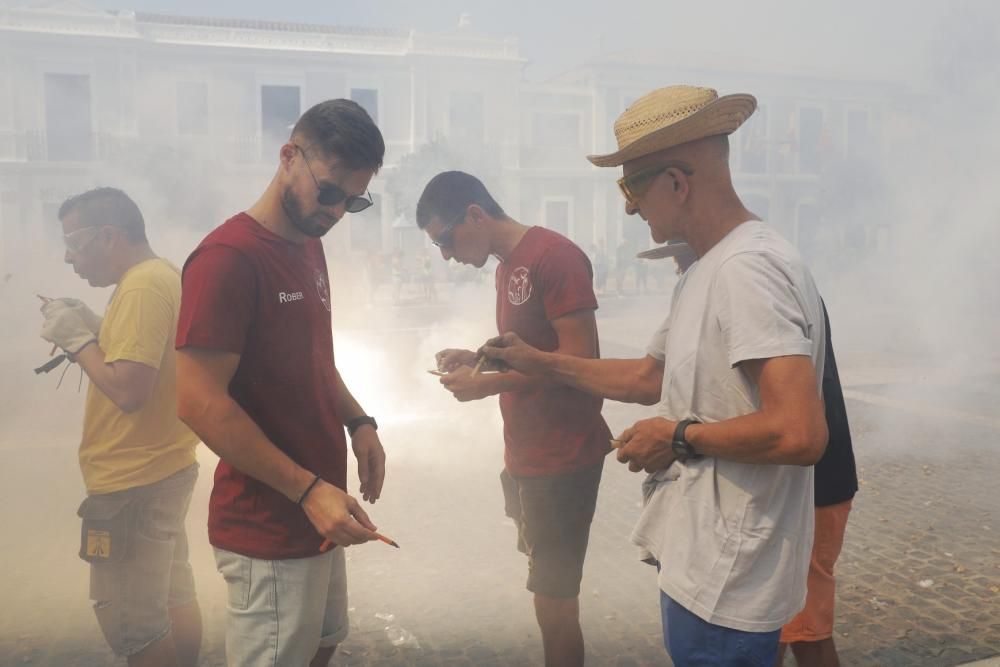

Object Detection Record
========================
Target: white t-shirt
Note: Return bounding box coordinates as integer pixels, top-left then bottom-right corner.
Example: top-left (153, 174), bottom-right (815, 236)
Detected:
top-left (635, 220), bottom-right (826, 633)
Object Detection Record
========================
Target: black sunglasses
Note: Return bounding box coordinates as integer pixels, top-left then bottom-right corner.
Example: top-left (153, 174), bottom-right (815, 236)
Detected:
top-left (295, 145), bottom-right (374, 213)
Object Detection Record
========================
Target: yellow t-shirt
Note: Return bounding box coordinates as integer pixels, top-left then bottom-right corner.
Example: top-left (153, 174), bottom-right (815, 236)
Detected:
top-left (79, 257), bottom-right (199, 494)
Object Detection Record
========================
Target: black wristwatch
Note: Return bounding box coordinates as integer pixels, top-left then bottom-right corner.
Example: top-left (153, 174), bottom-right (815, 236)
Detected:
top-left (671, 419), bottom-right (702, 462)
top-left (346, 415), bottom-right (378, 437)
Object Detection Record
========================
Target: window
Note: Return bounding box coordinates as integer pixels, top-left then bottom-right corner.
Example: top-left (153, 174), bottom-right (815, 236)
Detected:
top-left (740, 105), bottom-right (768, 174)
top-left (543, 199), bottom-right (570, 238)
top-left (44, 73), bottom-right (92, 161)
top-left (350, 88), bottom-right (378, 125)
top-left (177, 81), bottom-right (209, 135)
top-left (449, 91), bottom-right (484, 145)
top-left (261, 85), bottom-right (301, 161)
top-left (798, 107), bottom-right (824, 174)
top-left (533, 113), bottom-right (580, 147)
top-left (846, 109), bottom-right (871, 161)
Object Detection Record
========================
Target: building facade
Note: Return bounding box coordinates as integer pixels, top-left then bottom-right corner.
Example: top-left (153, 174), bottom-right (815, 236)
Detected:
top-left (1, 1), bottom-right (904, 285)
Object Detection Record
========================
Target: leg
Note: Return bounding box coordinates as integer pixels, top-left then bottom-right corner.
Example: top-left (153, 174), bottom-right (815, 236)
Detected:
top-left (779, 501), bottom-right (852, 667)
top-left (169, 599), bottom-right (202, 667)
top-left (788, 638), bottom-right (841, 667)
top-left (534, 594), bottom-right (583, 667)
top-left (215, 547), bottom-right (333, 666)
top-left (127, 635), bottom-right (178, 667)
top-left (309, 646), bottom-right (337, 667)
top-left (661, 591), bottom-right (780, 667)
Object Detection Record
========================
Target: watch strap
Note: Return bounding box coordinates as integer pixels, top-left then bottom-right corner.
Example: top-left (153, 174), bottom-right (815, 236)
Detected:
top-left (346, 415), bottom-right (377, 437)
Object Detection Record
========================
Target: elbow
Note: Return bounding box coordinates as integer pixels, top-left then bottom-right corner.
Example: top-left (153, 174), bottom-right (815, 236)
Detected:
top-left (782, 420), bottom-right (829, 466)
top-left (628, 375), bottom-right (663, 406)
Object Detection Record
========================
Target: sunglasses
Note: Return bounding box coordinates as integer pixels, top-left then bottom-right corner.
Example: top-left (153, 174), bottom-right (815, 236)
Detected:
top-left (430, 211), bottom-right (467, 249)
top-left (617, 161), bottom-right (695, 204)
top-left (63, 226), bottom-right (102, 253)
top-left (295, 145), bottom-right (374, 213)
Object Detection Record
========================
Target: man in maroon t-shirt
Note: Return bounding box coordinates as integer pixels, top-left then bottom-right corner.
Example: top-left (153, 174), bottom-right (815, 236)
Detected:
top-left (417, 171), bottom-right (611, 667)
top-left (175, 99), bottom-right (387, 666)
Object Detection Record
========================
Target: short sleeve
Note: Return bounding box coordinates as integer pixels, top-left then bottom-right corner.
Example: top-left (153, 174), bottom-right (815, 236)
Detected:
top-left (646, 315), bottom-right (670, 361)
top-left (713, 251), bottom-right (814, 367)
top-left (102, 288), bottom-right (173, 369)
top-left (535, 243), bottom-right (598, 321)
top-left (176, 245), bottom-right (257, 354)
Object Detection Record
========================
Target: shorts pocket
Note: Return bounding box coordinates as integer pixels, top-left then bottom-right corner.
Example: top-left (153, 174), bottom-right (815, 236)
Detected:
top-left (215, 549), bottom-right (252, 611)
top-left (78, 495), bottom-right (133, 564)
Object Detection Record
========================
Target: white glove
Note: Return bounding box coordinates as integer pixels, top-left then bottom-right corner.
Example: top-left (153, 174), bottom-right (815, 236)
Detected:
top-left (40, 301), bottom-right (97, 355)
top-left (46, 297), bottom-right (103, 334)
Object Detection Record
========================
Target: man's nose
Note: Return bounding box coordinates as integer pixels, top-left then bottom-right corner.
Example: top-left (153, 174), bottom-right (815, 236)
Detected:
top-left (625, 199), bottom-right (640, 216)
top-left (440, 247), bottom-right (452, 261)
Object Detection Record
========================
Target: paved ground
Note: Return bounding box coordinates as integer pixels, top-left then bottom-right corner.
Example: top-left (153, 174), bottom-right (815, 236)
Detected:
top-left (1, 291), bottom-right (998, 666)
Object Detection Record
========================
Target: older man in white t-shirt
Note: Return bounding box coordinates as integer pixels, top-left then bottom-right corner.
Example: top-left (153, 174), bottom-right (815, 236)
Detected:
top-left (481, 85), bottom-right (828, 666)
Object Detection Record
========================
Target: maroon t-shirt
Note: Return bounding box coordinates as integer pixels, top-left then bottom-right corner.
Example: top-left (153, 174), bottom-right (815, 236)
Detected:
top-left (496, 227), bottom-right (612, 476)
top-left (176, 213), bottom-right (345, 559)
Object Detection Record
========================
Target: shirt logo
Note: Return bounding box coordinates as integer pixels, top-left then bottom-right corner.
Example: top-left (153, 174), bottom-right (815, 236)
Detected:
top-left (507, 267), bottom-right (532, 306)
top-left (278, 291), bottom-right (304, 303)
top-left (315, 269), bottom-right (331, 312)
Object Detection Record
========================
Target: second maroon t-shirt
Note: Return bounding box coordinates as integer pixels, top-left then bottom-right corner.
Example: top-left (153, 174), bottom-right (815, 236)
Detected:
top-left (495, 226), bottom-right (612, 477)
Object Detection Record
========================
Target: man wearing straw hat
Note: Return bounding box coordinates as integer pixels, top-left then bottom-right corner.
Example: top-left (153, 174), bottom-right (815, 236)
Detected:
top-left (481, 85), bottom-right (829, 666)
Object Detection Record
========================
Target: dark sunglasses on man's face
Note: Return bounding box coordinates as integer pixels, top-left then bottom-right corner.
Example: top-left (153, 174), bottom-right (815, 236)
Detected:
top-left (296, 144), bottom-right (374, 213)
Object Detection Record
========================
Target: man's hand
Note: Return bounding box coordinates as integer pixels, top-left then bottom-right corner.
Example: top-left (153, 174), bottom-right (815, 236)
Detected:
top-left (351, 426), bottom-right (386, 504)
top-left (46, 298), bottom-right (102, 334)
top-left (434, 348), bottom-right (477, 372)
top-left (478, 332), bottom-right (546, 374)
top-left (301, 480), bottom-right (379, 546)
top-left (40, 301), bottom-right (97, 355)
top-left (617, 417), bottom-right (678, 473)
top-left (439, 366), bottom-right (493, 402)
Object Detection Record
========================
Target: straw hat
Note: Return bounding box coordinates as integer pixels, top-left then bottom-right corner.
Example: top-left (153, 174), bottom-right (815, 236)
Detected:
top-left (588, 86), bottom-right (757, 168)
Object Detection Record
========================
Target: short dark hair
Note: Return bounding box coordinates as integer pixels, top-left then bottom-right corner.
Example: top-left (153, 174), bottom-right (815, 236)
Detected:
top-left (58, 187), bottom-right (147, 243)
top-left (292, 99), bottom-right (385, 172)
top-left (416, 171), bottom-right (506, 229)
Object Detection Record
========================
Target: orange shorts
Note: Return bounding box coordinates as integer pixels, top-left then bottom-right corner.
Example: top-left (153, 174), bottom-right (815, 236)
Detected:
top-left (780, 499), bottom-right (853, 644)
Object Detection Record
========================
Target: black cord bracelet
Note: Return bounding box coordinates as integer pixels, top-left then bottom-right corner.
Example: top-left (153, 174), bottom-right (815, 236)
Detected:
top-left (296, 474), bottom-right (322, 506)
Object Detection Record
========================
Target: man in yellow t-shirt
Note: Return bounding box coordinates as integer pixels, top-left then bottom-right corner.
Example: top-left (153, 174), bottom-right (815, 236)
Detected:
top-left (39, 187), bottom-right (202, 667)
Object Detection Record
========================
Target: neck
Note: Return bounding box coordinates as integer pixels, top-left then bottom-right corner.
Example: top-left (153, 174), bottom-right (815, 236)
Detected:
top-left (684, 188), bottom-right (757, 258)
top-left (113, 243), bottom-right (157, 284)
top-left (246, 176), bottom-right (307, 243)
top-left (489, 217), bottom-right (530, 261)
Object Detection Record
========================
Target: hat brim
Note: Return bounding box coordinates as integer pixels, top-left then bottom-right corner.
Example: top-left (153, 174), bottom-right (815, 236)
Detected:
top-left (588, 94), bottom-right (757, 168)
top-left (636, 242), bottom-right (694, 260)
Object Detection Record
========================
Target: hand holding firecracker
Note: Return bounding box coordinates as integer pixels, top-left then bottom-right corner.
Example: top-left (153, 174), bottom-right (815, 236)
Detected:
top-left (39, 298), bottom-right (98, 356)
top-left (478, 331), bottom-right (547, 375)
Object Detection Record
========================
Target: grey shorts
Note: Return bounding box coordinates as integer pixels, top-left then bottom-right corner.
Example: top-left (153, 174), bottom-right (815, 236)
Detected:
top-left (78, 464), bottom-right (198, 657)
top-left (500, 460), bottom-right (604, 598)
top-left (214, 545), bottom-right (349, 666)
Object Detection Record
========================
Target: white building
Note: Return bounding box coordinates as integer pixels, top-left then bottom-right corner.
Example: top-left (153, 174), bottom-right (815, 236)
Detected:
top-left (1, 2), bottom-right (906, 284)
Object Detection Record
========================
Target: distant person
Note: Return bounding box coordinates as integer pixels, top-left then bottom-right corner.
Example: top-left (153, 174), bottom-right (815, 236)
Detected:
top-left (777, 303), bottom-right (858, 667)
top-left (39, 187), bottom-right (202, 667)
top-left (592, 240), bottom-right (609, 294)
top-left (418, 171), bottom-right (611, 667)
top-left (615, 238), bottom-right (631, 294)
top-left (481, 85), bottom-right (829, 666)
top-left (175, 99), bottom-right (388, 666)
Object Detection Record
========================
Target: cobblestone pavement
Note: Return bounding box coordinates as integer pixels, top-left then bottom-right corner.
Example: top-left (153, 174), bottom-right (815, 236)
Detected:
top-left (1, 297), bottom-right (998, 666)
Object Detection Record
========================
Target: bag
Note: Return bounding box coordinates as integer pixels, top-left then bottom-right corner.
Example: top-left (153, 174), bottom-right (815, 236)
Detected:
top-left (77, 494), bottom-right (133, 564)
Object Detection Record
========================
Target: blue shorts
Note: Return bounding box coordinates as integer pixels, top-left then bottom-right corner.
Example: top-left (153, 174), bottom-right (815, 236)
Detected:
top-left (660, 591), bottom-right (781, 667)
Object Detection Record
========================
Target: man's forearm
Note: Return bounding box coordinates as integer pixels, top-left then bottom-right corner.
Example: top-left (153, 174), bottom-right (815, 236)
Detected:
top-left (74, 343), bottom-right (148, 412)
top-left (180, 395), bottom-right (314, 501)
top-left (334, 369), bottom-right (368, 423)
top-left (685, 412), bottom-right (828, 466)
top-left (542, 354), bottom-right (661, 405)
